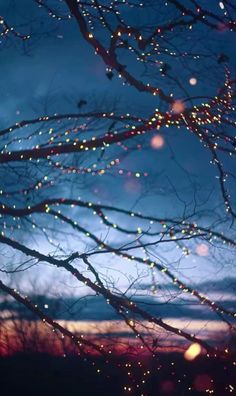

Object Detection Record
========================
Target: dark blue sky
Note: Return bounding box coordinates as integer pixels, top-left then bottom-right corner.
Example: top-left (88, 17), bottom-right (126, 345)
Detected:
top-left (1, 0), bottom-right (235, 207)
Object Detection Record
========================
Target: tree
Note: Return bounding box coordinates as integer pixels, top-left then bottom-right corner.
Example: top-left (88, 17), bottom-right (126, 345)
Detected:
top-left (0, 0), bottom-right (236, 372)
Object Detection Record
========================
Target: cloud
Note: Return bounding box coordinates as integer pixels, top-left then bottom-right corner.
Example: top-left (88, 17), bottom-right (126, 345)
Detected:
top-left (1, 289), bottom-right (235, 322)
top-left (135, 277), bottom-right (236, 294)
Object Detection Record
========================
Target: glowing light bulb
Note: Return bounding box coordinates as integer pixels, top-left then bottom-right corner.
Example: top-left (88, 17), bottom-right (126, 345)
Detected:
top-left (184, 343), bottom-right (201, 361)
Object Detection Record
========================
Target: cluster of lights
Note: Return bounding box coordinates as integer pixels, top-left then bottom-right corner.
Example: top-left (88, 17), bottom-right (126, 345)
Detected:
top-left (1, 194), bottom-right (236, 322)
top-left (0, 16), bottom-right (30, 40)
top-left (0, 2), bottom-right (236, 393)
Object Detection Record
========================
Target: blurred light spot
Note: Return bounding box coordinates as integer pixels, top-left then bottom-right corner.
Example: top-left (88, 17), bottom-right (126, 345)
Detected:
top-left (196, 243), bottom-right (209, 256)
top-left (151, 135), bottom-right (165, 149)
top-left (160, 380), bottom-right (175, 393)
top-left (184, 343), bottom-right (201, 361)
top-left (219, 2), bottom-right (224, 9)
top-left (171, 100), bottom-right (185, 114)
top-left (124, 178), bottom-right (141, 193)
top-left (217, 22), bottom-right (228, 32)
top-left (189, 77), bottom-right (197, 86)
top-left (194, 374), bottom-right (212, 392)
top-left (44, 304), bottom-right (49, 309)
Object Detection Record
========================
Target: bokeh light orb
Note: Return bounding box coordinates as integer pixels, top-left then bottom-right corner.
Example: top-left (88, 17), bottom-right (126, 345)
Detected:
top-left (124, 178), bottom-right (141, 193)
top-left (196, 243), bottom-right (209, 256)
top-left (194, 374), bottom-right (213, 392)
top-left (151, 134), bottom-right (165, 149)
top-left (189, 77), bottom-right (197, 85)
top-left (160, 380), bottom-right (175, 393)
top-left (171, 100), bottom-right (185, 114)
top-left (184, 343), bottom-right (201, 361)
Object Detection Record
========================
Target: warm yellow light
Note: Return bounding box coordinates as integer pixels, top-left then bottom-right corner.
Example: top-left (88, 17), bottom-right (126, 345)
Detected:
top-left (184, 343), bottom-right (201, 361)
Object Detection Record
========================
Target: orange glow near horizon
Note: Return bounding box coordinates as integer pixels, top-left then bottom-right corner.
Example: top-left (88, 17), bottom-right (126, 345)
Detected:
top-left (0, 317), bottom-right (228, 357)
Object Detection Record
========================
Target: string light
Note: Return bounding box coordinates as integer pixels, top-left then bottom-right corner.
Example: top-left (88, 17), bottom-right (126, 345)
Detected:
top-left (0, 2), bottom-right (236, 394)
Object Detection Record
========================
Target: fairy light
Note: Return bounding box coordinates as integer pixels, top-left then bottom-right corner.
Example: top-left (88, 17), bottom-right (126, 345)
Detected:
top-left (184, 343), bottom-right (201, 361)
top-left (0, 3), bottom-right (236, 394)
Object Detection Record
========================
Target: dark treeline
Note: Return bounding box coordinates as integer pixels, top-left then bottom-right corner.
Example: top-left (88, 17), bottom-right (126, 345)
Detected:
top-left (0, 352), bottom-right (235, 396)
